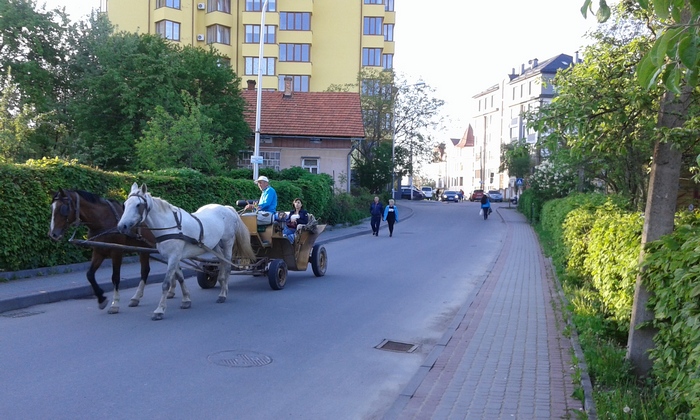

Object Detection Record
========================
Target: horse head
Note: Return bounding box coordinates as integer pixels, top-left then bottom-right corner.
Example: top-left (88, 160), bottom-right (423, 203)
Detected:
top-left (118, 183), bottom-right (151, 235)
top-left (48, 188), bottom-right (77, 240)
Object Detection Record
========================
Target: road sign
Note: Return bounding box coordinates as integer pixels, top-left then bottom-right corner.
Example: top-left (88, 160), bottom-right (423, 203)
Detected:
top-left (516, 178), bottom-right (524, 186)
top-left (251, 155), bottom-right (263, 164)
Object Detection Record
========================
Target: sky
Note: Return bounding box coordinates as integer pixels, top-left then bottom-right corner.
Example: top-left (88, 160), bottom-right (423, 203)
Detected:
top-left (41, 0), bottom-right (601, 138)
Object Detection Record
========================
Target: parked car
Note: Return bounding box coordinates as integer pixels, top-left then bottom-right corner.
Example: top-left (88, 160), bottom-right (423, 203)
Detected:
top-left (440, 190), bottom-right (461, 202)
top-left (421, 186), bottom-right (434, 200)
top-left (469, 189), bottom-right (484, 202)
top-left (487, 190), bottom-right (503, 202)
top-left (400, 187), bottom-right (425, 200)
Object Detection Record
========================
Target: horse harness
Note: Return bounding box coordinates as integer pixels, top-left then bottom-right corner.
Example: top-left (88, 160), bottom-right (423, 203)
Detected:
top-left (127, 191), bottom-right (205, 247)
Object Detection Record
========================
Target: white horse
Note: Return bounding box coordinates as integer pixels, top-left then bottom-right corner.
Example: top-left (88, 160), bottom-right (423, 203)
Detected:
top-left (117, 183), bottom-right (255, 320)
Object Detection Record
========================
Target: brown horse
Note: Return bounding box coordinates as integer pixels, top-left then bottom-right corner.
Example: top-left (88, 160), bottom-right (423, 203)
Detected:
top-left (48, 188), bottom-right (173, 314)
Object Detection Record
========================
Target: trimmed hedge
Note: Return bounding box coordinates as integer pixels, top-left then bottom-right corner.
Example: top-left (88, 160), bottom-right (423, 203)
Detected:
top-left (0, 158), bottom-right (334, 272)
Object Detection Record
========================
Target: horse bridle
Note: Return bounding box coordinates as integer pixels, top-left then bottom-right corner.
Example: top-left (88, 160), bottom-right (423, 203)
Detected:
top-left (55, 190), bottom-right (82, 228)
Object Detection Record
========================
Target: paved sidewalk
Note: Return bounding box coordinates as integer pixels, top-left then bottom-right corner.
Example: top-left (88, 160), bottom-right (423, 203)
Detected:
top-left (383, 207), bottom-right (586, 419)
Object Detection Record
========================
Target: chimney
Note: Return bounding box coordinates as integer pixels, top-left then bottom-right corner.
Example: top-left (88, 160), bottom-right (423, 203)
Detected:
top-left (575, 50), bottom-right (580, 63)
top-left (283, 76), bottom-right (293, 98)
top-left (246, 79), bottom-right (256, 90)
top-left (521, 63), bottom-right (525, 74)
top-left (532, 58), bottom-right (538, 67)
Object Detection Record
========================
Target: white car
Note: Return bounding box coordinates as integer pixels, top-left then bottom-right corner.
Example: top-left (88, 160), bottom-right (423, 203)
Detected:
top-left (421, 186), bottom-right (434, 200)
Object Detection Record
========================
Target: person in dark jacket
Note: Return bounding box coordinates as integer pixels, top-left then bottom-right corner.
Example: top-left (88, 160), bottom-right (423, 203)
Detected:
top-left (282, 198), bottom-right (308, 244)
top-left (369, 196), bottom-right (384, 236)
top-left (382, 199), bottom-right (399, 237)
top-left (480, 194), bottom-right (491, 220)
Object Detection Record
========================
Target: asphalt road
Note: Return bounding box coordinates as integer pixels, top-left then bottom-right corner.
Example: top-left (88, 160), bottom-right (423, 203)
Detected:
top-left (0, 200), bottom-right (506, 419)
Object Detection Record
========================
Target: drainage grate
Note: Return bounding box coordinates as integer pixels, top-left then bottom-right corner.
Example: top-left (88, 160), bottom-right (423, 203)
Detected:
top-left (208, 350), bottom-right (272, 368)
top-left (1, 310), bottom-right (45, 318)
top-left (375, 339), bottom-right (418, 353)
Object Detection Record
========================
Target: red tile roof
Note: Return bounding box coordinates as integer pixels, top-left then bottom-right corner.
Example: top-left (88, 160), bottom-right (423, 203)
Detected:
top-left (240, 90), bottom-right (365, 138)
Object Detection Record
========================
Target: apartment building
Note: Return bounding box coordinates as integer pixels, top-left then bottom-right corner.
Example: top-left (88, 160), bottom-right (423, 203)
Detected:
top-left (449, 53), bottom-right (578, 199)
top-left (106, 0), bottom-right (396, 92)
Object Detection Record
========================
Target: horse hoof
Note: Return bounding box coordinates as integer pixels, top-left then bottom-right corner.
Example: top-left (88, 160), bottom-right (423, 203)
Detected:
top-left (152, 313), bottom-right (164, 321)
top-left (128, 300), bottom-right (139, 307)
top-left (216, 297), bottom-right (226, 304)
top-left (167, 292), bottom-right (176, 299)
top-left (98, 300), bottom-right (108, 310)
top-left (108, 307), bottom-right (119, 314)
top-left (181, 301), bottom-right (192, 309)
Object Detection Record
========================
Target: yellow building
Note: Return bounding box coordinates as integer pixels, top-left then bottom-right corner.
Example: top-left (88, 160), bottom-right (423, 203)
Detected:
top-left (106, 0), bottom-right (396, 92)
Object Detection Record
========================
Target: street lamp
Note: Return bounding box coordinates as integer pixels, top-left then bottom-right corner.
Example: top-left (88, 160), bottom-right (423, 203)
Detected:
top-left (252, 0), bottom-right (270, 181)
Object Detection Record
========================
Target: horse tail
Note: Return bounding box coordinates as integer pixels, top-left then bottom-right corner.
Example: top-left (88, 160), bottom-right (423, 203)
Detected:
top-left (228, 207), bottom-right (256, 260)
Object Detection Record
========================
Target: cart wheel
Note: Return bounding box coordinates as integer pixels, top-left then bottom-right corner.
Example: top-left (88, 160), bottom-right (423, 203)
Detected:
top-left (267, 259), bottom-right (287, 290)
top-left (197, 270), bottom-right (218, 289)
top-left (311, 244), bottom-right (327, 277)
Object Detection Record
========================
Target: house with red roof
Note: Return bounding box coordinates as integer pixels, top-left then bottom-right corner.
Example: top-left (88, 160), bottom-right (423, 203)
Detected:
top-left (240, 78), bottom-right (365, 192)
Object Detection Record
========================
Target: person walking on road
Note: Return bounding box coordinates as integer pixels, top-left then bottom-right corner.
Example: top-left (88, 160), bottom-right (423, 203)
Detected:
top-left (383, 199), bottom-right (399, 237)
top-left (369, 196), bottom-right (384, 236)
top-left (480, 193), bottom-right (491, 220)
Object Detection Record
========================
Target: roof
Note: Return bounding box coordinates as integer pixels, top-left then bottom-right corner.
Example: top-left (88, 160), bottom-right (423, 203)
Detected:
top-left (453, 125), bottom-right (474, 148)
top-left (240, 90), bottom-right (365, 138)
top-left (509, 54), bottom-right (574, 83)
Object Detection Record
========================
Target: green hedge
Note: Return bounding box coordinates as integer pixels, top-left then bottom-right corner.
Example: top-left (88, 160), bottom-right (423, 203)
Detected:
top-left (537, 192), bottom-right (700, 417)
top-left (0, 158), bottom-right (335, 272)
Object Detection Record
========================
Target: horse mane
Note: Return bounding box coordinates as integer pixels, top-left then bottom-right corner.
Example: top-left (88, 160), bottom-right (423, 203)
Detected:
top-left (148, 194), bottom-right (178, 213)
top-left (70, 189), bottom-right (122, 206)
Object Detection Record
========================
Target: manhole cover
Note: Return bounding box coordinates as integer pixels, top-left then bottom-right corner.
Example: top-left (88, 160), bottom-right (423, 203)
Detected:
top-left (208, 350), bottom-right (272, 368)
top-left (375, 339), bottom-right (418, 353)
top-left (1, 310), bottom-right (45, 318)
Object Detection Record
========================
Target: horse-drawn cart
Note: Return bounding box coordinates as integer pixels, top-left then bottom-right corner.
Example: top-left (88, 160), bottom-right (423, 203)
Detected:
top-left (195, 210), bottom-right (328, 290)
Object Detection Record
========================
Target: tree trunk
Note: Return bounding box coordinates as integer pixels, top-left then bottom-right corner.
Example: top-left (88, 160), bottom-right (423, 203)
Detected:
top-left (626, 88), bottom-right (689, 376)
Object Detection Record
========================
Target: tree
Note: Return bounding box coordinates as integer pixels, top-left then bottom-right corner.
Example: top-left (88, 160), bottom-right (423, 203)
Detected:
top-left (0, 71), bottom-right (45, 160)
top-left (500, 138), bottom-right (532, 181)
top-left (69, 31), bottom-right (248, 170)
top-left (136, 90), bottom-right (232, 175)
top-left (527, 18), bottom-right (660, 208)
top-left (328, 70), bottom-right (444, 193)
top-left (582, 0), bottom-right (700, 376)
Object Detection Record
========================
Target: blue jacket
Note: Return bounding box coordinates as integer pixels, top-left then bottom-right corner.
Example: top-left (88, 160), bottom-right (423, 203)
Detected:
top-left (370, 201), bottom-right (384, 217)
top-left (383, 205), bottom-right (399, 222)
top-left (257, 186), bottom-right (277, 213)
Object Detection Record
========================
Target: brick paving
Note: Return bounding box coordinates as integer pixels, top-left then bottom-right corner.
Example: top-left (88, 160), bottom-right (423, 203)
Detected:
top-left (384, 208), bottom-right (583, 419)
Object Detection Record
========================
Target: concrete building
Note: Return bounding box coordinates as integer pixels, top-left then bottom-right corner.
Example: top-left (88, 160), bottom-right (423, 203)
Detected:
top-left (449, 53), bottom-right (579, 200)
top-left (105, 0), bottom-right (396, 92)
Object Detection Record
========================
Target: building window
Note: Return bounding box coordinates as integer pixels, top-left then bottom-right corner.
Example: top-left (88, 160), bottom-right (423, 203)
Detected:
top-left (278, 75), bottom-right (309, 92)
top-left (302, 158), bottom-right (319, 174)
top-left (206, 24), bottom-right (231, 45)
top-left (382, 53), bottom-right (393, 70)
top-left (217, 58), bottom-right (231, 67)
top-left (363, 17), bottom-right (383, 35)
top-left (245, 57), bottom-right (275, 76)
top-left (280, 44), bottom-right (310, 62)
top-left (156, 0), bottom-right (180, 9)
top-left (364, 0), bottom-right (382, 4)
top-left (245, 0), bottom-right (276, 12)
top-left (362, 48), bottom-right (381, 66)
top-left (361, 79), bottom-right (392, 99)
top-left (207, 0), bottom-right (230, 13)
top-left (239, 150), bottom-right (280, 171)
top-left (280, 12), bottom-right (310, 30)
top-left (156, 20), bottom-right (180, 41)
top-left (244, 25), bottom-right (275, 43)
top-left (383, 24), bottom-right (394, 41)
top-left (385, 0), bottom-right (394, 11)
